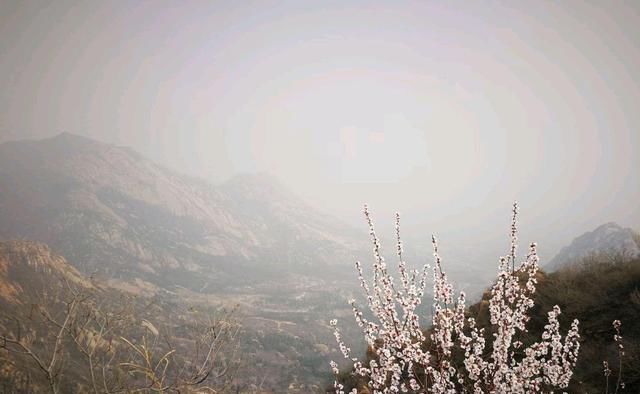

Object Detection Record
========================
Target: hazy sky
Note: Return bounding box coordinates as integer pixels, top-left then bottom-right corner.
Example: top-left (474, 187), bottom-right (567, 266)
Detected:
top-left (1, 1), bottom-right (639, 259)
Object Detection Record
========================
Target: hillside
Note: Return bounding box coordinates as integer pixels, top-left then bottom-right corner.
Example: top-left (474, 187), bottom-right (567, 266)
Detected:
top-left (0, 239), bottom-right (249, 393)
top-left (0, 240), bottom-right (92, 306)
top-left (0, 239), bottom-right (343, 392)
top-left (0, 133), bottom-right (364, 291)
top-left (334, 255), bottom-right (640, 393)
top-left (532, 259), bottom-right (640, 392)
top-left (473, 257), bottom-right (640, 392)
top-left (0, 134), bottom-right (373, 392)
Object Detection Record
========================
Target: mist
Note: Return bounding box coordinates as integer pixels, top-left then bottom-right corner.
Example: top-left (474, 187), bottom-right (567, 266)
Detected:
top-left (1, 0), bottom-right (639, 259)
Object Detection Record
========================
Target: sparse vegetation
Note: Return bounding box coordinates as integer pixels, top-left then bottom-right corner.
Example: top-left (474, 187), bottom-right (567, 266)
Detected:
top-left (0, 251), bottom-right (242, 393)
top-left (330, 204), bottom-right (637, 393)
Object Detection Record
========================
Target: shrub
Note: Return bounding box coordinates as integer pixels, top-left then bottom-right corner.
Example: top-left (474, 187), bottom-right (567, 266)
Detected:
top-left (330, 203), bottom-right (581, 393)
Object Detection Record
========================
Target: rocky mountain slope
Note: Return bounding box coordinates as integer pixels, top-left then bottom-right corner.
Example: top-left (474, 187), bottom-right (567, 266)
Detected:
top-left (0, 240), bottom-right (251, 393)
top-left (546, 222), bottom-right (640, 270)
top-left (0, 239), bottom-right (349, 392)
top-left (0, 133), bottom-right (364, 291)
top-left (0, 240), bottom-right (92, 306)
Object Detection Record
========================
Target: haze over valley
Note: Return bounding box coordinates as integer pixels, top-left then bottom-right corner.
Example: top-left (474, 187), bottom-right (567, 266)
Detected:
top-left (1, 1), bottom-right (639, 393)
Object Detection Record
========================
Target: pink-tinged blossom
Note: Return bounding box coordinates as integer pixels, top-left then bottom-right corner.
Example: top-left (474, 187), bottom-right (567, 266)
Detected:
top-left (330, 203), bottom-right (581, 393)
top-left (605, 319), bottom-right (625, 394)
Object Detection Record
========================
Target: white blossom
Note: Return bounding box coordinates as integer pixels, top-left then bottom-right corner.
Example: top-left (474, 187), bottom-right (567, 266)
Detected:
top-left (330, 203), bottom-right (581, 393)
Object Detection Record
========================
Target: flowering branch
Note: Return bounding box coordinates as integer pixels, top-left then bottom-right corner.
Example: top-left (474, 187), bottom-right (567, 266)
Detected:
top-left (330, 203), bottom-right (581, 393)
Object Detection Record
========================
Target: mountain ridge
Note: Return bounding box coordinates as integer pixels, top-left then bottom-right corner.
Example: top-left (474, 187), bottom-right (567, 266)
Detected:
top-left (546, 221), bottom-right (640, 270)
top-left (0, 133), bottom-right (364, 291)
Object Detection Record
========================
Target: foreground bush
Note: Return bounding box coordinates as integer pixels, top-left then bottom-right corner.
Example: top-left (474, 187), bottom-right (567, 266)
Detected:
top-left (1, 284), bottom-right (241, 393)
top-left (330, 203), bottom-right (583, 393)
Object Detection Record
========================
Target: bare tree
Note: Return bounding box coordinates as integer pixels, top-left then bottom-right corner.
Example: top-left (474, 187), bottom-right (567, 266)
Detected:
top-left (1, 278), bottom-right (242, 393)
top-left (1, 279), bottom-right (90, 393)
top-left (117, 307), bottom-right (242, 393)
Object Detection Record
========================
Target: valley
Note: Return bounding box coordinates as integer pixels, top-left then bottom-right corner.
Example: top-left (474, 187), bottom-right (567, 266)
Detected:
top-left (1, 134), bottom-right (637, 392)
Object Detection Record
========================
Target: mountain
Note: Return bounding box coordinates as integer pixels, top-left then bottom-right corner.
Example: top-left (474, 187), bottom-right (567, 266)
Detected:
top-left (546, 222), bottom-right (640, 271)
top-left (0, 240), bottom-right (92, 306)
top-left (0, 133), bottom-right (364, 291)
top-left (0, 133), bottom-right (371, 391)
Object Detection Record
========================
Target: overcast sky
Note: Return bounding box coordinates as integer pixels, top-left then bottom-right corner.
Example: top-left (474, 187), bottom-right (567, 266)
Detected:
top-left (1, 1), bottom-right (639, 260)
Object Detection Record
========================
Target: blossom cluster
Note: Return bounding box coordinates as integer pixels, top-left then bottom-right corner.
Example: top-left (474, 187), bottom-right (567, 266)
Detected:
top-left (330, 203), bottom-right (581, 393)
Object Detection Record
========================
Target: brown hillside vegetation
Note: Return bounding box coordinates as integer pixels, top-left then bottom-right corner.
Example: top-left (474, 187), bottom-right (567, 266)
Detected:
top-left (0, 240), bottom-right (91, 304)
top-left (0, 240), bottom-right (242, 393)
top-left (335, 255), bottom-right (640, 393)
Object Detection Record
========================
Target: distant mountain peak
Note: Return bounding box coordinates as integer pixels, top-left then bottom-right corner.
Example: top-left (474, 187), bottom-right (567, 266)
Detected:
top-left (546, 222), bottom-right (640, 270)
top-left (593, 221), bottom-right (624, 234)
top-left (47, 131), bottom-right (104, 146)
top-left (52, 131), bottom-right (83, 139)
